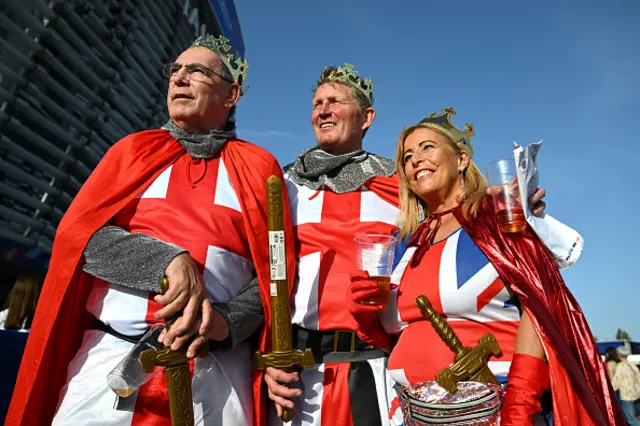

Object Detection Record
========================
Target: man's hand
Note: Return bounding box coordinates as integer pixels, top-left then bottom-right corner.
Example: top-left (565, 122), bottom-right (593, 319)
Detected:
top-left (154, 253), bottom-right (208, 340)
top-left (158, 306), bottom-right (229, 358)
top-left (264, 367), bottom-right (301, 416)
top-left (486, 185), bottom-right (547, 217)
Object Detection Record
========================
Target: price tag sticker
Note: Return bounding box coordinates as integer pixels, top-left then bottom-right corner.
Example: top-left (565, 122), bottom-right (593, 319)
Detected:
top-left (269, 231), bottom-right (286, 280)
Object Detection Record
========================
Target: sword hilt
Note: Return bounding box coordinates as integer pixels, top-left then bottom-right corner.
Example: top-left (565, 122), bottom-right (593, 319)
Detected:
top-left (157, 276), bottom-right (208, 359)
top-left (253, 350), bottom-right (315, 423)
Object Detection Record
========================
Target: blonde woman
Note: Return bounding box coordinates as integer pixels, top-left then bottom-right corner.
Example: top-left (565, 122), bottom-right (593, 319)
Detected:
top-left (348, 109), bottom-right (622, 425)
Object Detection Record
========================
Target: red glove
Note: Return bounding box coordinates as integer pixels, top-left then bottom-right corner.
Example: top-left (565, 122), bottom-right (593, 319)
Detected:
top-left (501, 353), bottom-right (550, 425)
top-left (347, 271), bottom-right (392, 349)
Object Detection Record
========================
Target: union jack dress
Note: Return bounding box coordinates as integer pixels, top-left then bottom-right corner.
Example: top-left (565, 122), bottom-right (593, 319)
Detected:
top-left (381, 227), bottom-right (523, 425)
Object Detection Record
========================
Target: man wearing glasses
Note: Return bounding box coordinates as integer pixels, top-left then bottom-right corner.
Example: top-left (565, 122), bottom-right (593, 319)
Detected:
top-left (7, 36), bottom-right (293, 426)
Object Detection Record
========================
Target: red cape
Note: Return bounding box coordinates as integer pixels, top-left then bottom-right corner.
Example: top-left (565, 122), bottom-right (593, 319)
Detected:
top-left (6, 130), bottom-right (296, 426)
top-left (365, 175), bottom-right (623, 425)
top-left (454, 200), bottom-right (624, 425)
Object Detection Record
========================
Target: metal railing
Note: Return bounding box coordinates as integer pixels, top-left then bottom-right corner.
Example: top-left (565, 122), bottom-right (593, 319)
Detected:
top-left (0, 0), bottom-right (226, 255)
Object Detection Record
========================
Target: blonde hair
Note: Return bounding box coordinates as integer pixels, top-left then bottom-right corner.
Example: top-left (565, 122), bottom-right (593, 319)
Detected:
top-left (396, 124), bottom-right (487, 240)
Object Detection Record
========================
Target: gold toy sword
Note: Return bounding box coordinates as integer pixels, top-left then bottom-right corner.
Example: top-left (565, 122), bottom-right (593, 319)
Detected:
top-left (415, 295), bottom-right (502, 394)
top-left (253, 175), bottom-right (315, 422)
top-left (138, 277), bottom-right (207, 426)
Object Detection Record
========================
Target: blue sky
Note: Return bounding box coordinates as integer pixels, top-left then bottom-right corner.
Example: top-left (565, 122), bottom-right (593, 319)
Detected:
top-left (233, 0), bottom-right (640, 340)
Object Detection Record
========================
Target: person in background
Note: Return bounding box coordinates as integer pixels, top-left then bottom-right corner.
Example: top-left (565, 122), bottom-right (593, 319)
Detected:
top-left (606, 346), bottom-right (621, 381)
top-left (612, 346), bottom-right (640, 426)
top-left (0, 276), bottom-right (41, 331)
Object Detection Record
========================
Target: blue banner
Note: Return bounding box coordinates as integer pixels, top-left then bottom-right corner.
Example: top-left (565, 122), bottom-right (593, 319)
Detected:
top-left (210, 0), bottom-right (245, 58)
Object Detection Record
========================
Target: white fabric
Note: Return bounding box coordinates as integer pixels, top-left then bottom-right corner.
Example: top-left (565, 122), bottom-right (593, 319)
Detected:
top-left (0, 308), bottom-right (29, 331)
top-left (360, 189), bottom-right (399, 226)
top-left (285, 177), bottom-right (324, 225)
top-left (214, 159), bottom-right (242, 212)
top-left (137, 165), bottom-right (172, 199)
top-left (53, 330), bottom-right (253, 425)
top-left (203, 245), bottom-right (255, 303)
top-left (291, 252), bottom-right (321, 329)
top-left (514, 142), bottom-right (584, 269)
top-left (267, 358), bottom-right (393, 426)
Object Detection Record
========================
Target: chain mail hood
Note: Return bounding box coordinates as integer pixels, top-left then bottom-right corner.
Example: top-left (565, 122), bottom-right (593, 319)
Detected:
top-left (161, 118), bottom-right (237, 159)
top-left (285, 145), bottom-right (395, 194)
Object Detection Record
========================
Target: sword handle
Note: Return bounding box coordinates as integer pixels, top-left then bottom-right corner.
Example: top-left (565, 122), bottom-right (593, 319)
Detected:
top-left (416, 295), bottom-right (467, 357)
top-left (160, 276), bottom-right (177, 331)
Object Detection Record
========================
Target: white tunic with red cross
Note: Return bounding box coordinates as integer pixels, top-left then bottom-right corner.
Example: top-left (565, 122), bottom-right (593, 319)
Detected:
top-left (267, 176), bottom-right (400, 426)
top-left (53, 152), bottom-right (255, 426)
top-left (381, 227), bottom-right (521, 425)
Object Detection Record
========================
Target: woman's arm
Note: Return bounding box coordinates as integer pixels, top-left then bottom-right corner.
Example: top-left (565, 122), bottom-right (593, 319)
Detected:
top-left (513, 309), bottom-right (546, 359)
top-left (501, 310), bottom-right (550, 426)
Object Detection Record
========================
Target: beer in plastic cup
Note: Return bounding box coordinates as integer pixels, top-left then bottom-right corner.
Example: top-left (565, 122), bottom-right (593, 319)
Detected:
top-left (354, 234), bottom-right (397, 306)
top-left (106, 324), bottom-right (163, 397)
top-left (485, 159), bottom-right (527, 233)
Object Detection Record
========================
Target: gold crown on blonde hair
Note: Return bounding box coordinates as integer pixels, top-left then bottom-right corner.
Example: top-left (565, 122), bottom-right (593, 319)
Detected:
top-left (419, 108), bottom-right (475, 157)
top-left (320, 63), bottom-right (374, 105)
top-left (192, 35), bottom-right (249, 89)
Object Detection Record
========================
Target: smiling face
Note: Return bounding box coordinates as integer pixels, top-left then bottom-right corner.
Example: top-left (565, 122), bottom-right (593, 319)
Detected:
top-left (401, 127), bottom-right (469, 207)
top-left (310, 82), bottom-right (374, 155)
top-left (167, 46), bottom-right (239, 133)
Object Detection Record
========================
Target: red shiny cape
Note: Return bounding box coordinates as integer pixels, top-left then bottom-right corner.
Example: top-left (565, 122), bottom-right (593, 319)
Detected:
top-left (6, 130), bottom-right (296, 426)
top-left (453, 200), bottom-right (624, 426)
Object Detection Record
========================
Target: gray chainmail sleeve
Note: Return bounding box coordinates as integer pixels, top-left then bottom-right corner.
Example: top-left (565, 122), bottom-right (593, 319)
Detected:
top-left (212, 276), bottom-right (264, 348)
top-left (83, 225), bottom-right (264, 348)
top-left (82, 225), bottom-right (187, 293)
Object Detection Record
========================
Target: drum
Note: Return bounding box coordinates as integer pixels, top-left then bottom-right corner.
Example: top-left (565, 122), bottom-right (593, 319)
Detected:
top-left (400, 381), bottom-right (504, 425)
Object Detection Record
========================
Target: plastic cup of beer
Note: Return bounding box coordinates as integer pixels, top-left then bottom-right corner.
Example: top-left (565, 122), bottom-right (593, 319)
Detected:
top-left (106, 324), bottom-right (163, 397)
top-left (354, 234), bottom-right (397, 306)
top-left (485, 159), bottom-right (527, 233)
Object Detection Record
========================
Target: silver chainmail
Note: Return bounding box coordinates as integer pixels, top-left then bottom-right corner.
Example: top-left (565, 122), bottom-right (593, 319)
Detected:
top-left (161, 118), bottom-right (236, 159)
top-left (285, 145), bottom-right (395, 193)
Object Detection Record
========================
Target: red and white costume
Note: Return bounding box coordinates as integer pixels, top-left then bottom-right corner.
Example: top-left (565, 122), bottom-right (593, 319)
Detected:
top-left (267, 178), bottom-right (399, 426)
top-left (54, 153), bottom-right (255, 425)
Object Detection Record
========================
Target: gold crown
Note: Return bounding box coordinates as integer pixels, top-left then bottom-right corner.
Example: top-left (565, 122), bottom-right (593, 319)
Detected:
top-left (320, 63), bottom-right (374, 105)
top-left (192, 35), bottom-right (249, 93)
top-left (419, 108), bottom-right (475, 157)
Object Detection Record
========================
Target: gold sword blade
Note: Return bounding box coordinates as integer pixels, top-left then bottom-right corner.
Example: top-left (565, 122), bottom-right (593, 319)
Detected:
top-left (266, 175), bottom-right (294, 354)
top-left (165, 363), bottom-right (195, 426)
